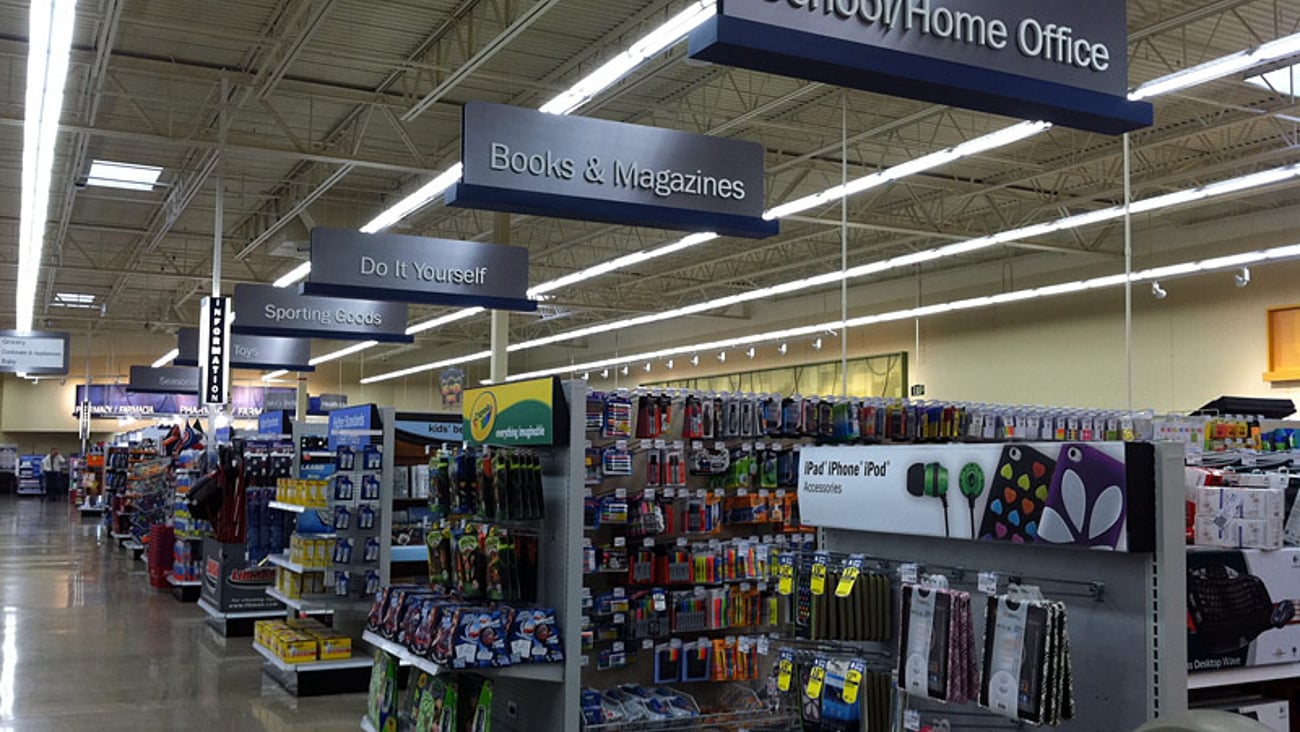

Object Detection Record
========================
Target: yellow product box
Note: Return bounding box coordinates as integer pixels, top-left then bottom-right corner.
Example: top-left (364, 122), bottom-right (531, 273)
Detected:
top-left (312, 480), bottom-right (328, 507)
top-left (285, 571), bottom-right (303, 599)
top-left (254, 620), bottom-right (284, 647)
top-left (316, 539), bottom-right (332, 567)
top-left (313, 634), bottom-right (352, 661)
top-left (280, 635), bottom-right (319, 664)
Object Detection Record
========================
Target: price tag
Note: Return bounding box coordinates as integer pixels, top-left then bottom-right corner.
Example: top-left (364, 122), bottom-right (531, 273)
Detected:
top-left (643, 538), bottom-right (655, 548)
top-left (613, 587), bottom-right (625, 598)
top-left (676, 537), bottom-right (688, 548)
top-left (777, 553), bottom-right (796, 596)
top-left (836, 554), bottom-right (866, 598)
top-left (715, 442), bottom-right (726, 451)
top-left (614, 614), bottom-right (625, 625)
top-left (644, 488), bottom-right (655, 501)
top-left (642, 638), bottom-right (654, 650)
top-left (691, 441), bottom-right (703, 450)
top-left (740, 582), bottom-right (752, 592)
top-left (615, 488), bottom-right (627, 499)
top-left (809, 551), bottom-right (830, 596)
top-left (738, 488), bottom-right (748, 497)
top-left (696, 489), bottom-right (707, 499)
top-left (777, 650), bottom-right (795, 692)
top-left (613, 536), bottom-right (626, 548)
top-left (653, 589), bottom-right (667, 612)
top-left (843, 659), bottom-right (866, 704)
top-left (580, 655), bottom-right (590, 667)
top-left (978, 571), bottom-right (999, 595)
top-left (757, 636), bottom-right (770, 655)
top-left (805, 657), bottom-right (828, 700)
top-left (612, 642), bottom-right (625, 653)
top-left (903, 709), bottom-right (921, 731)
top-left (900, 563), bottom-right (919, 584)
top-left (663, 488), bottom-right (675, 499)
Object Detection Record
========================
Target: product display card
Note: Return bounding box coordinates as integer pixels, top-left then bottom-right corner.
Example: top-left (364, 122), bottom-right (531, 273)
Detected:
top-left (979, 595), bottom-right (1075, 726)
top-left (783, 655), bottom-right (890, 732)
top-left (801, 565), bottom-right (892, 643)
top-left (798, 442), bottom-right (1156, 552)
top-left (897, 585), bottom-right (978, 705)
top-left (1187, 548), bottom-right (1300, 673)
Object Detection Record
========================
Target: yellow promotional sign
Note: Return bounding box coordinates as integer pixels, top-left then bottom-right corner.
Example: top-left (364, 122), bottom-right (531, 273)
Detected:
top-left (462, 377), bottom-right (559, 446)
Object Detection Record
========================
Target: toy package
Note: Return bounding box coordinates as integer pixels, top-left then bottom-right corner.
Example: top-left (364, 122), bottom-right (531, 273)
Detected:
top-left (407, 672), bottom-right (458, 732)
top-left (507, 607), bottom-right (565, 664)
top-left (457, 678), bottom-right (493, 732)
top-left (451, 607), bottom-right (510, 669)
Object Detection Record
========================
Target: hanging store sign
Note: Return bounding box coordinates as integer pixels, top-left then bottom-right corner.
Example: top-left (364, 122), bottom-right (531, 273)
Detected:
top-left (199, 296), bottom-right (232, 406)
top-left (258, 411), bottom-right (290, 436)
top-left (688, 0), bottom-right (1152, 135)
top-left (796, 441), bottom-right (1156, 552)
top-left (395, 418), bottom-right (463, 443)
top-left (328, 404), bottom-right (381, 450)
top-left (303, 228), bottom-right (536, 312)
top-left (126, 365), bottom-right (199, 395)
top-left (175, 328), bottom-right (314, 372)
top-left (462, 377), bottom-right (568, 447)
top-left (231, 284), bottom-right (413, 344)
top-left (0, 330), bottom-right (69, 375)
top-left (447, 102), bottom-right (777, 239)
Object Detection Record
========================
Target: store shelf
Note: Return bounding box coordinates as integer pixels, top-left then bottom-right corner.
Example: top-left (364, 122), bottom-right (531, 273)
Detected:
top-left (167, 574), bottom-right (200, 588)
top-left (198, 598), bottom-right (286, 620)
top-left (265, 587), bottom-right (335, 614)
top-left (268, 501), bottom-right (308, 514)
top-left (389, 545), bottom-right (427, 563)
top-left (1188, 662), bottom-right (1300, 689)
top-left (360, 718), bottom-right (376, 732)
top-left (360, 631), bottom-right (563, 683)
top-left (252, 641), bottom-right (372, 673)
top-left (265, 554), bottom-right (326, 574)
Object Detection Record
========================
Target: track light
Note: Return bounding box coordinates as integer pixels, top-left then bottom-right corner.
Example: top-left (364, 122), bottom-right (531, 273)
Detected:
top-left (1151, 282), bottom-right (1168, 300)
top-left (690, 354), bottom-right (699, 367)
top-left (812, 338), bottom-right (824, 351)
top-left (643, 362), bottom-right (652, 372)
top-left (666, 359), bottom-right (674, 370)
top-left (601, 369), bottom-right (609, 379)
top-left (582, 372), bottom-right (590, 380)
top-left (777, 343), bottom-right (788, 355)
top-left (745, 347), bottom-right (755, 359)
top-left (717, 351), bottom-right (727, 363)
top-left (1235, 267), bottom-right (1251, 288)
top-left (620, 364), bottom-right (629, 376)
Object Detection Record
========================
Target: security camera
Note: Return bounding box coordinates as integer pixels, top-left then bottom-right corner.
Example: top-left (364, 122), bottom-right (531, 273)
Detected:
top-left (1151, 282), bottom-right (1168, 300)
top-left (1235, 267), bottom-right (1251, 288)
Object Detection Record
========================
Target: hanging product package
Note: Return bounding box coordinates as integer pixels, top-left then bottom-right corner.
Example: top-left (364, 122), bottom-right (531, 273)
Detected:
top-left (897, 584), bottom-right (977, 705)
top-left (980, 593), bottom-right (1075, 725)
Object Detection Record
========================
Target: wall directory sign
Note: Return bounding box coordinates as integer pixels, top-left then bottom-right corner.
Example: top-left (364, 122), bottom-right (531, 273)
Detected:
top-left (0, 330), bottom-right (70, 375)
top-left (462, 377), bottom-right (568, 447)
top-left (175, 328), bottom-right (314, 372)
top-left (127, 365), bottom-right (199, 395)
top-left (199, 296), bottom-right (231, 406)
top-left (689, 0), bottom-right (1152, 135)
top-left (797, 441), bottom-right (1155, 551)
top-left (303, 228), bottom-right (536, 312)
top-left (231, 284), bottom-right (413, 343)
top-left (447, 102), bottom-right (776, 239)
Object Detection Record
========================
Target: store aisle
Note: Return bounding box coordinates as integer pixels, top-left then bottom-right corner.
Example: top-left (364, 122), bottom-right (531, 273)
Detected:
top-left (0, 496), bottom-right (365, 732)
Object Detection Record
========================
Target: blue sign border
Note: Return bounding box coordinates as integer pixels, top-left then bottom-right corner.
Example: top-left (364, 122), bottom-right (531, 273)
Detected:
top-left (688, 14), bottom-right (1152, 135)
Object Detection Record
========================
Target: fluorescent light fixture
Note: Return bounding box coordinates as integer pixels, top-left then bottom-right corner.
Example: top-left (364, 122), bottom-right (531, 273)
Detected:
top-left (539, 0), bottom-right (717, 115)
top-left (764, 121), bottom-right (1051, 221)
top-left (51, 292), bottom-right (95, 309)
top-left (309, 340), bottom-right (380, 367)
top-left (364, 160), bottom-right (1300, 384)
top-left (86, 160), bottom-right (162, 191)
top-left (273, 262), bottom-right (311, 288)
top-left (1130, 30), bottom-right (1300, 100)
top-left (360, 162), bottom-right (464, 234)
top-left (528, 232), bottom-right (719, 297)
top-left (262, 369), bottom-right (289, 381)
top-left (17, 0), bottom-right (77, 332)
top-left (406, 307), bottom-right (485, 336)
top-left (151, 349), bottom-right (179, 368)
top-left (503, 241), bottom-right (1300, 382)
top-left (1246, 64), bottom-right (1300, 95)
top-left (358, 350), bottom-right (491, 384)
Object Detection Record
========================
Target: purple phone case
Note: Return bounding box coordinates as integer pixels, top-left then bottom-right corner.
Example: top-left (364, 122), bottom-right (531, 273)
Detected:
top-left (1037, 444), bottom-right (1127, 549)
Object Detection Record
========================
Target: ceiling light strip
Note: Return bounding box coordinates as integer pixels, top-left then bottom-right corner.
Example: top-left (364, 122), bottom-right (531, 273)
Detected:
top-left (309, 340), bottom-right (380, 367)
top-left (261, 369), bottom-right (290, 381)
top-left (358, 350), bottom-right (492, 385)
top-left (1129, 30), bottom-right (1300, 101)
top-left (503, 241), bottom-right (1300, 382)
top-left (151, 348), bottom-right (179, 369)
top-left (17, 0), bottom-right (77, 332)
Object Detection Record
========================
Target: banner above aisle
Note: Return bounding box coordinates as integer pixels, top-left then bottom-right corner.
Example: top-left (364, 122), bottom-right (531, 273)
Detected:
top-left (231, 284), bottom-right (413, 344)
top-left (303, 228), bottom-right (536, 312)
top-left (447, 102), bottom-right (776, 239)
top-left (462, 377), bottom-right (568, 447)
top-left (127, 365), bottom-right (198, 395)
top-left (176, 328), bottom-right (314, 372)
top-left (73, 384), bottom-right (298, 418)
top-left (688, 0), bottom-right (1152, 134)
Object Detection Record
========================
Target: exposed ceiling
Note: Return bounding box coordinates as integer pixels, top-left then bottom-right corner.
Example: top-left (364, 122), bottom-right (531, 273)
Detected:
top-left (2, 0), bottom-right (1300, 380)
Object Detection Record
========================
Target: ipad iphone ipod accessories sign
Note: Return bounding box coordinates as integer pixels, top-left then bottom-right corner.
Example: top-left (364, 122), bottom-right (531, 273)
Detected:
top-left (797, 441), bottom-right (1156, 551)
top-left (689, 0), bottom-right (1153, 135)
top-left (448, 102), bottom-right (776, 239)
top-left (0, 330), bottom-right (69, 375)
top-left (231, 283), bottom-right (413, 343)
top-left (302, 227), bottom-right (536, 312)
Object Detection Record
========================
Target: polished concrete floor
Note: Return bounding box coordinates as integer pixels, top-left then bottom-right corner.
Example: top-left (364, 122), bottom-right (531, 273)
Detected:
top-left (0, 495), bottom-right (366, 731)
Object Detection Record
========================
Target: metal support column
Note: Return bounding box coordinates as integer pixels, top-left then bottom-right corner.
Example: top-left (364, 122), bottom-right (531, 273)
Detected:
top-left (490, 212), bottom-right (511, 383)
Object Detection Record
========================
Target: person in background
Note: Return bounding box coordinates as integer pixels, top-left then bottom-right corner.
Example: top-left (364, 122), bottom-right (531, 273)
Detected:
top-left (41, 448), bottom-right (67, 503)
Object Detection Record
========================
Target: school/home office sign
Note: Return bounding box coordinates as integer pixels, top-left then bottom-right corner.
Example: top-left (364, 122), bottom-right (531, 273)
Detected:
top-left (462, 377), bottom-right (567, 447)
top-left (689, 0), bottom-right (1152, 135)
top-left (231, 284), bottom-right (413, 344)
top-left (303, 228), bottom-right (536, 312)
top-left (0, 330), bottom-right (69, 375)
top-left (447, 102), bottom-right (776, 239)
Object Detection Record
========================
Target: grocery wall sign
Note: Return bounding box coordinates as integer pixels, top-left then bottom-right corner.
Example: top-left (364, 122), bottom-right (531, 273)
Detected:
top-left (689, 0), bottom-right (1152, 135)
top-left (448, 102), bottom-right (776, 239)
top-left (462, 377), bottom-right (566, 446)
